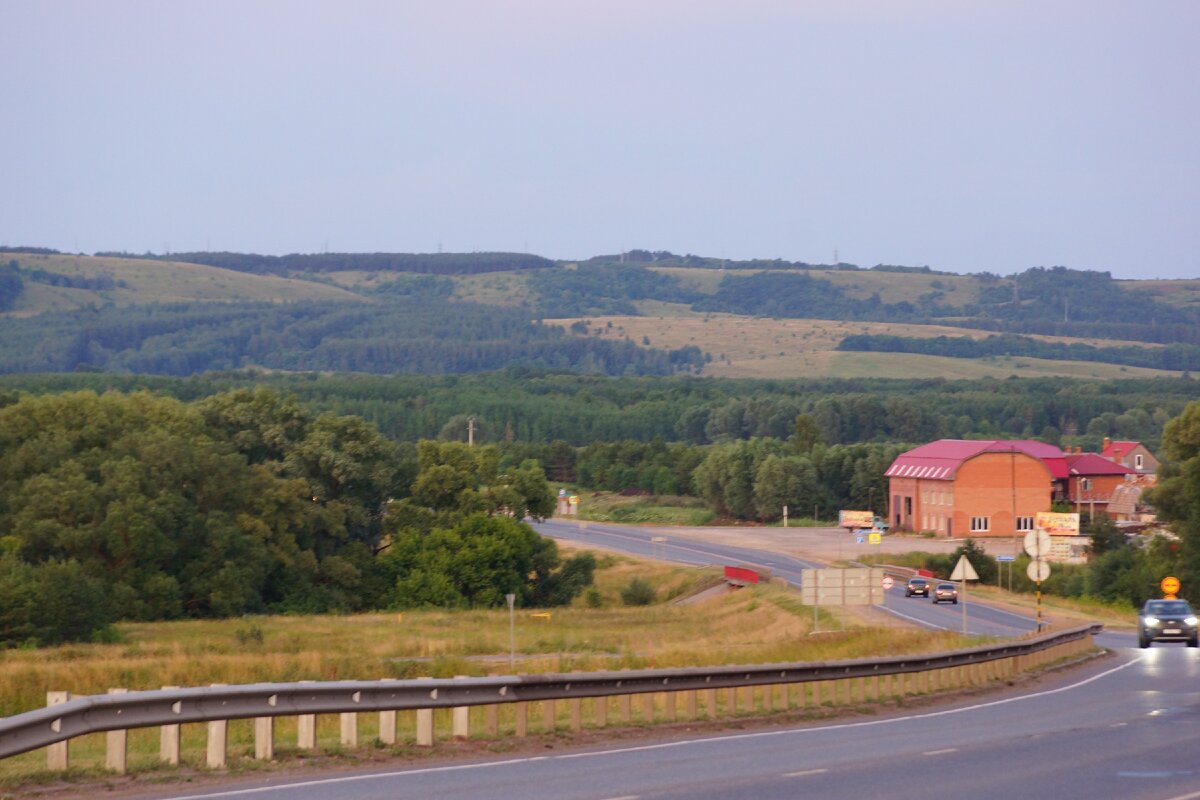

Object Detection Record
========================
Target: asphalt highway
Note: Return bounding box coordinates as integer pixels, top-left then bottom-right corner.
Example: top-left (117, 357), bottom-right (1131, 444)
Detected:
top-left (532, 519), bottom-right (1039, 638)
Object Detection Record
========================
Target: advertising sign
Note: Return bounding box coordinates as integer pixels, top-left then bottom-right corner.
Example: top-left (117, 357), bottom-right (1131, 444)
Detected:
top-left (1035, 511), bottom-right (1080, 536)
top-left (839, 510), bottom-right (874, 529)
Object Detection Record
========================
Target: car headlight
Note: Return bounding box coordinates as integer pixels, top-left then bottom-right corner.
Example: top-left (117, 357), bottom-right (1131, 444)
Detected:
top-left (1143, 616), bottom-right (1160, 626)
top-left (1186, 616), bottom-right (1198, 626)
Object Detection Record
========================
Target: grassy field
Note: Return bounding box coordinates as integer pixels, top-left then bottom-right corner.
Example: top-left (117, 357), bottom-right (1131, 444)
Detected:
top-left (3, 253), bottom-right (362, 315)
top-left (570, 491), bottom-right (716, 526)
top-left (546, 312), bottom-right (1179, 380)
top-left (0, 546), bottom-right (985, 785)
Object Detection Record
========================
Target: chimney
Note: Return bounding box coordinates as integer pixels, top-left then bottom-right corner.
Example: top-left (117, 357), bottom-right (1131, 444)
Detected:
top-left (1103, 436), bottom-right (1111, 451)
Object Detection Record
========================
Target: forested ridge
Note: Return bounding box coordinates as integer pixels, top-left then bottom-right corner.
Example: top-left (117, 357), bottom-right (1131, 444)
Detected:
top-left (93, 250), bottom-right (556, 275)
top-left (0, 298), bottom-right (704, 377)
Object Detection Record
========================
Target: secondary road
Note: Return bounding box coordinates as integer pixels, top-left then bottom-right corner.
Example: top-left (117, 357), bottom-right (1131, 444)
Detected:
top-left (532, 519), bottom-right (1039, 637)
top-left (156, 636), bottom-right (1200, 800)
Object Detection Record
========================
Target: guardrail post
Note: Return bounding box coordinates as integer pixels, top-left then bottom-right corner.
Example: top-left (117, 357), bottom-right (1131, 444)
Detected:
top-left (105, 688), bottom-right (128, 774)
top-left (543, 699), bottom-right (557, 732)
top-left (706, 688), bottom-right (717, 718)
top-left (206, 684), bottom-right (228, 769)
top-left (619, 694), bottom-right (631, 723)
top-left (726, 686), bottom-right (737, 715)
top-left (297, 681), bottom-right (316, 750)
top-left (160, 685), bottom-right (181, 765)
top-left (686, 690), bottom-right (697, 718)
top-left (570, 698), bottom-right (582, 732)
top-left (641, 693), bottom-right (654, 723)
top-left (255, 716), bottom-right (274, 760)
top-left (415, 681), bottom-right (434, 748)
top-left (46, 691), bottom-right (71, 771)
top-left (515, 702), bottom-right (528, 737)
top-left (452, 675), bottom-right (470, 740)
top-left (379, 708), bottom-right (397, 744)
top-left (595, 696), bottom-right (607, 728)
top-left (340, 711), bottom-right (358, 748)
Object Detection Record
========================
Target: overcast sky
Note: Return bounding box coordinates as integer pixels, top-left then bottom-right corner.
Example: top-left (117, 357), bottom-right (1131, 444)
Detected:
top-left (2, 1), bottom-right (1197, 278)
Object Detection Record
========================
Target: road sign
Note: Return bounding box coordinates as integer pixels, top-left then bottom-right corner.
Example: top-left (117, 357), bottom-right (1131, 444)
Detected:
top-left (950, 555), bottom-right (979, 581)
top-left (882, 576), bottom-right (894, 590)
top-left (996, 555), bottom-right (1016, 562)
top-left (1027, 560), bottom-right (1051, 582)
top-left (1023, 530), bottom-right (1052, 558)
top-left (869, 531), bottom-right (882, 545)
top-left (855, 534), bottom-right (865, 544)
top-left (1162, 576), bottom-right (1181, 597)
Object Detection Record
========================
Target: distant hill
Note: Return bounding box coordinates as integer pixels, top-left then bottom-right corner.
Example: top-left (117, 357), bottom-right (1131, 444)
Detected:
top-left (2, 248), bottom-right (1199, 380)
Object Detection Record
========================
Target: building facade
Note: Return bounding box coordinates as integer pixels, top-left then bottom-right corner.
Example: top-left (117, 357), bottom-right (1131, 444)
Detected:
top-left (885, 440), bottom-right (1065, 538)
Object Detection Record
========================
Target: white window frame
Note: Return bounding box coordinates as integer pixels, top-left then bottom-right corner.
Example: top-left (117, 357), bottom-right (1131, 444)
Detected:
top-left (1135, 454), bottom-right (1144, 469)
top-left (1016, 516), bottom-right (1034, 532)
top-left (970, 516), bottom-right (990, 532)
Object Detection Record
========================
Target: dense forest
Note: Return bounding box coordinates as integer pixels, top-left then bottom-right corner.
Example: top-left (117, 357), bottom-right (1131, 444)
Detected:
top-left (0, 389), bottom-right (593, 646)
top-left (838, 333), bottom-right (1200, 372)
top-left (0, 371), bottom-right (1183, 452)
top-left (0, 298), bottom-right (704, 377)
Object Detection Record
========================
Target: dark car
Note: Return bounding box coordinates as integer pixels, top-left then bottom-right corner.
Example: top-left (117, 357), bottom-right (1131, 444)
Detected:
top-left (1138, 599), bottom-right (1199, 648)
top-left (932, 583), bottom-right (959, 604)
top-left (905, 577), bottom-right (930, 597)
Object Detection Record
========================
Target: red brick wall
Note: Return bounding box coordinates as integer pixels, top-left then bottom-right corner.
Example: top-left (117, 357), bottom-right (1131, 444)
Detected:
top-left (951, 452), bottom-right (1053, 537)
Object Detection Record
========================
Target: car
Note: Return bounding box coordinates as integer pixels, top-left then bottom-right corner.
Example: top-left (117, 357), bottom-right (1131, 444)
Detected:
top-left (905, 577), bottom-right (930, 597)
top-left (932, 583), bottom-right (959, 604)
top-left (1138, 598), bottom-right (1199, 648)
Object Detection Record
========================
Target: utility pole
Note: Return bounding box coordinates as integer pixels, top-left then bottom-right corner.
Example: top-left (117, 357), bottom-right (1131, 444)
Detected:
top-left (468, 416), bottom-right (475, 448)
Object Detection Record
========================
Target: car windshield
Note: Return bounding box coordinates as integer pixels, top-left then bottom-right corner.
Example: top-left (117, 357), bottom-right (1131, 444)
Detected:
top-left (938, 584), bottom-right (955, 590)
top-left (1145, 601), bottom-right (1191, 615)
top-left (910, 578), bottom-right (927, 584)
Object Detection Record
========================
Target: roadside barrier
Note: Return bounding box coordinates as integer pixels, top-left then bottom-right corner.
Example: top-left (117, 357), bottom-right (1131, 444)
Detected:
top-left (0, 623), bottom-right (1101, 773)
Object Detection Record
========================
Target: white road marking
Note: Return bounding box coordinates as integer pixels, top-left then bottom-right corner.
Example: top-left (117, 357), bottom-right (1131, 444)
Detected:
top-left (1162, 790), bottom-right (1200, 800)
top-left (783, 768), bottom-right (829, 777)
top-left (601, 796), bottom-right (640, 800)
top-left (923, 748), bottom-right (957, 756)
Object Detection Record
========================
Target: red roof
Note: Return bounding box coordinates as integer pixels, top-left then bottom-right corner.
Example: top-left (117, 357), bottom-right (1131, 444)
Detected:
top-left (1101, 440), bottom-right (1142, 459)
top-left (885, 439), bottom-right (1067, 480)
top-left (1066, 452), bottom-right (1134, 477)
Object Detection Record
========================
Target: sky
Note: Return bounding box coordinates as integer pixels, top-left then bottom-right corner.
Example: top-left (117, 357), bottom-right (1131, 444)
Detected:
top-left (2, 0), bottom-right (1197, 279)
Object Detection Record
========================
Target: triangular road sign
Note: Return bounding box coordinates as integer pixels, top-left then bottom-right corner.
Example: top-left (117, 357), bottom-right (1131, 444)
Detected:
top-left (950, 555), bottom-right (979, 581)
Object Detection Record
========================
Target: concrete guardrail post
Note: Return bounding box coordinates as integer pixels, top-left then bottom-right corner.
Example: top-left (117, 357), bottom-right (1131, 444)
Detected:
top-left (706, 688), bottom-right (718, 718)
top-left (105, 688), bottom-right (129, 774)
top-left (619, 694), bottom-right (631, 723)
top-left (297, 680), bottom-right (316, 750)
top-left (686, 690), bottom-right (697, 718)
top-left (515, 702), bottom-right (528, 737)
top-left (46, 691), bottom-right (70, 771)
top-left (206, 684), bottom-right (228, 769)
top-left (641, 693), bottom-right (653, 723)
top-left (451, 676), bottom-right (470, 740)
top-left (543, 699), bottom-right (557, 732)
top-left (255, 716), bottom-right (274, 760)
top-left (160, 685), bottom-right (181, 765)
top-left (415, 678), bottom-right (434, 746)
top-left (594, 696), bottom-right (607, 728)
top-left (340, 711), bottom-right (357, 748)
top-left (570, 698), bottom-right (582, 732)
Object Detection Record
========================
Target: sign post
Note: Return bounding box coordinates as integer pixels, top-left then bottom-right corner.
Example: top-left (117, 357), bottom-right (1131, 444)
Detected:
top-left (950, 555), bottom-right (979, 634)
top-left (1024, 529), bottom-right (1053, 630)
top-left (506, 593), bottom-right (516, 669)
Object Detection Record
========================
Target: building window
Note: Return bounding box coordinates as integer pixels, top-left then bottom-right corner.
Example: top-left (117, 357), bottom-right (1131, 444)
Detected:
top-left (1135, 454), bottom-right (1144, 470)
top-left (1016, 516), bottom-right (1034, 532)
top-left (970, 516), bottom-right (990, 532)
top-left (1081, 478), bottom-right (1092, 492)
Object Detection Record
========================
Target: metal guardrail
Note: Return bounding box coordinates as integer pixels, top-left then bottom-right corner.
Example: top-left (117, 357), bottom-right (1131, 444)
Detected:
top-left (0, 623), bottom-right (1101, 761)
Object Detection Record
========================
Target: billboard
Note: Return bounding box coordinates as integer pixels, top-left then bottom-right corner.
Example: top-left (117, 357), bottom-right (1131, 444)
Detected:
top-left (1036, 511), bottom-right (1080, 536)
top-left (839, 510), bottom-right (874, 529)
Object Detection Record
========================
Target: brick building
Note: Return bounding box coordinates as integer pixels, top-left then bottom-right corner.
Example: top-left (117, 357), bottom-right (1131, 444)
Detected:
top-left (1063, 451), bottom-right (1135, 514)
top-left (885, 440), bottom-right (1066, 538)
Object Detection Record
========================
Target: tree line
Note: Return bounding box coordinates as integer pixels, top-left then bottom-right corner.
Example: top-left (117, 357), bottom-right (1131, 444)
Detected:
top-left (0, 389), bottom-right (591, 646)
top-left (0, 298), bottom-right (705, 377)
top-left (838, 333), bottom-right (1200, 372)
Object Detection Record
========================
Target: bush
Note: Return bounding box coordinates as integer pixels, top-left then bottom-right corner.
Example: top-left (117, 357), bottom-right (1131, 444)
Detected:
top-left (620, 577), bottom-right (657, 606)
